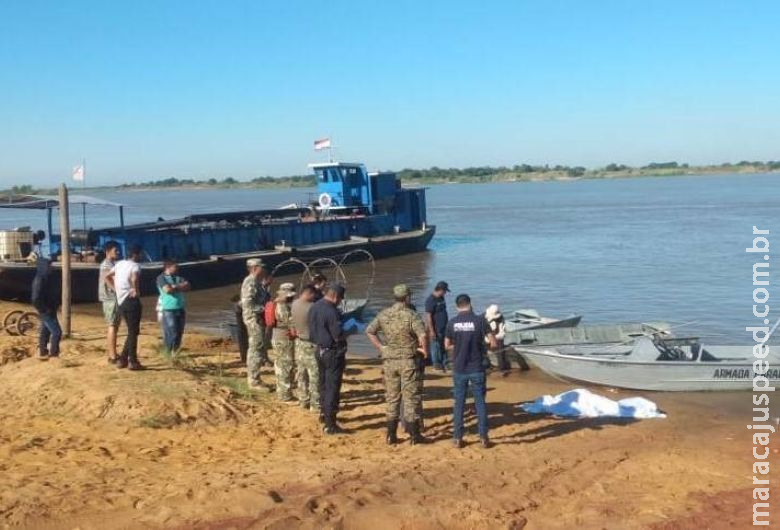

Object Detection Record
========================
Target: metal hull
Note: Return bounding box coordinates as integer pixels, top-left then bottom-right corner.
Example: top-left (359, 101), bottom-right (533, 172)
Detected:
top-left (518, 348), bottom-right (780, 392)
top-left (505, 315), bottom-right (582, 333)
top-left (506, 322), bottom-right (670, 348)
top-left (0, 227), bottom-right (435, 303)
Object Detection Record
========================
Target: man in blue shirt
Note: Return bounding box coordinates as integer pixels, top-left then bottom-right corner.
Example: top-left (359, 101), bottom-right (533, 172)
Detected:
top-left (308, 284), bottom-right (347, 434)
top-left (445, 293), bottom-right (496, 449)
top-left (424, 281), bottom-right (450, 371)
top-left (156, 259), bottom-right (191, 354)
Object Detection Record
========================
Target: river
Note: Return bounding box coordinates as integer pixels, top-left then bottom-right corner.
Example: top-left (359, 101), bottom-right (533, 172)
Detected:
top-left (2, 173), bottom-right (779, 350)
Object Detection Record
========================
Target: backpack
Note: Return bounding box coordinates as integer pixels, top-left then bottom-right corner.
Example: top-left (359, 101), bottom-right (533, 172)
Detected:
top-left (264, 301), bottom-right (277, 328)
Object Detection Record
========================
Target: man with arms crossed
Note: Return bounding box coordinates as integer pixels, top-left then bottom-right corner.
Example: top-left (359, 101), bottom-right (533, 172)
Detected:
top-left (445, 293), bottom-right (496, 449)
top-left (99, 241), bottom-right (121, 363)
top-left (156, 259), bottom-right (191, 354)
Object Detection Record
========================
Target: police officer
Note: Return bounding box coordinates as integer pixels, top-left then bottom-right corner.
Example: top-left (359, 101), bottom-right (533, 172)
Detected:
top-left (240, 259), bottom-right (270, 391)
top-left (366, 284), bottom-right (429, 445)
top-left (308, 284), bottom-right (347, 435)
top-left (271, 282), bottom-right (296, 402)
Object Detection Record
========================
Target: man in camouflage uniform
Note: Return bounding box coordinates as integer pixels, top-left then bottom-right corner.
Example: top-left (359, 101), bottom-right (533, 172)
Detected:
top-left (240, 259), bottom-right (270, 391)
top-left (271, 282), bottom-right (296, 402)
top-left (366, 284), bottom-right (429, 445)
top-left (291, 285), bottom-right (319, 411)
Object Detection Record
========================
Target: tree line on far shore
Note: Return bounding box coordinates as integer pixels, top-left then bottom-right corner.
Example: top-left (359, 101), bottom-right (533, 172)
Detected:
top-left (4, 160), bottom-right (780, 195)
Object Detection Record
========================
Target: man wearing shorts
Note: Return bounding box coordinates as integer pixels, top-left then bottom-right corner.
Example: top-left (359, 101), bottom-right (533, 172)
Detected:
top-left (99, 241), bottom-right (121, 363)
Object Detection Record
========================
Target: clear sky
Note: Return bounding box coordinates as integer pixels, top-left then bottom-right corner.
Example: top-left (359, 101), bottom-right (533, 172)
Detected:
top-left (1, 0), bottom-right (778, 186)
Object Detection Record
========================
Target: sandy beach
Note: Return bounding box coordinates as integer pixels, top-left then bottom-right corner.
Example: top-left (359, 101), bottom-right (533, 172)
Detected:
top-left (0, 301), bottom-right (770, 529)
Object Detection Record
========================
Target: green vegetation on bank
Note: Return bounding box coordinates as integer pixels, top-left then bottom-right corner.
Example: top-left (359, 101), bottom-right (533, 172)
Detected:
top-left (3, 160), bottom-right (779, 195)
top-left (395, 160), bottom-right (780, 184)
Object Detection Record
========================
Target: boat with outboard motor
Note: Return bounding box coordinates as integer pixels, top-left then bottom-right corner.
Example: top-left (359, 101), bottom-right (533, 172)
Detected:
top-left (0, 162), bottom-right (434, 302)
top-left (514, 336), bottom-right (780, 391)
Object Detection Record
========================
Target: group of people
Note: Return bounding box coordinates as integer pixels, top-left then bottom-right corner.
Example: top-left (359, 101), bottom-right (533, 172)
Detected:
top-left (98, 242), bottom-right (190, 370)
top-left (368, 283), bottom-right (503, 448)
top-left (33, 243), bottom-right (513, 447)
top-left (240, 258), bottom-right (508, 447)
top-left (32, 241), bottom-right (190, 368)
top-left (238, 259), bottom-right (348, 434)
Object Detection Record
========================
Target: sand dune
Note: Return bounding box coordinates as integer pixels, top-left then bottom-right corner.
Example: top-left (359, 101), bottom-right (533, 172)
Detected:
top-left (0, 302), bottom-right (767, 529)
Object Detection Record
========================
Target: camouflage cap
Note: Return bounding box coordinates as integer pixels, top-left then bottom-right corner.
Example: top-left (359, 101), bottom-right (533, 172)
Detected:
top-left (276, 288), bottom-right (295, 300)
top-left (393, 284), bottom-right (411, 298)
top-left (246, 258), bottom-right (263, 268)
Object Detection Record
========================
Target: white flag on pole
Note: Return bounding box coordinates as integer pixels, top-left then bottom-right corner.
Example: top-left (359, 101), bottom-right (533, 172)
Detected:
top-left (314, 137), bottom-right (331, 151)
top-left (72, 163), bottom-right (85, 182)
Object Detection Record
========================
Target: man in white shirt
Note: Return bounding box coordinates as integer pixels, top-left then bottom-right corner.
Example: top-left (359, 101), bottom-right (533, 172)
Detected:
top-left (107, 245), bottom-right (144, 370)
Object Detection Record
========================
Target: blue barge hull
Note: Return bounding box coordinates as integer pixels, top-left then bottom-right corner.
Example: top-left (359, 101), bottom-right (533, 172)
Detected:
top-left (0, 227), bottom-right (435, 303)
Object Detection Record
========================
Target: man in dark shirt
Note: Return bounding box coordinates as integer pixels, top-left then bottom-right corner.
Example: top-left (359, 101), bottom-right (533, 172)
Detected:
top-left (311, 273), bottom-right (327, 302)
top-left (257, 270), bottom-right (274, 367)
top-left (445, 293), bottom-right (496, 449)
top-left (31, 258), bottom-right (62, 359)
top-left (308, 283), bottom-right (347, 434)
top-left (425, 281), bottom-right (450, 371)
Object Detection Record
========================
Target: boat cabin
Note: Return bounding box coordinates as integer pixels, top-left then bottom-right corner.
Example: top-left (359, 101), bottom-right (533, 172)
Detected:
top-left (310, 162), bottom-right (427, 226)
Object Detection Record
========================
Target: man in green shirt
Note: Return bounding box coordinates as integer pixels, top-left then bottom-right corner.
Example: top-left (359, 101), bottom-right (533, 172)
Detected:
top-left (156, 259), bottom-right (190, 354)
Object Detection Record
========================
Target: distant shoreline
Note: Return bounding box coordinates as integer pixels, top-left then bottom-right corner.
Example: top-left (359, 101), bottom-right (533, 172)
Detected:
top-left (4, 163), bottom-right (778, 195)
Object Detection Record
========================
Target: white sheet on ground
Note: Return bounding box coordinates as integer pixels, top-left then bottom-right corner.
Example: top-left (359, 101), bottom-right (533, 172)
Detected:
top-left (519, 388), bottom-right (666, 419)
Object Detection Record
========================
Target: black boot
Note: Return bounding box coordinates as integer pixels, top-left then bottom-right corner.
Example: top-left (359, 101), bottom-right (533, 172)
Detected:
top-left (409, 419), bottom-right (429, 445)
top-left (128, 355), bottom-right (145, 371)
top-left (386, 420), bottom-right (399, 445)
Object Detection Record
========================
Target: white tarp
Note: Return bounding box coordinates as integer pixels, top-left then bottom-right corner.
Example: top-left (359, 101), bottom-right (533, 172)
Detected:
top-left (519, 388), bottom-right (666, 419)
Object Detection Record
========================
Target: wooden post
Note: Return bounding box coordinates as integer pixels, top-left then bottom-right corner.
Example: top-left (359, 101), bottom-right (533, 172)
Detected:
top-left (59, 184), bottom-right (72, 338)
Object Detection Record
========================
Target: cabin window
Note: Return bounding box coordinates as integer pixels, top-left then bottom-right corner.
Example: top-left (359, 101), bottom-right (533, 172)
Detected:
top-left (324, 168), bottom-right (342, 182)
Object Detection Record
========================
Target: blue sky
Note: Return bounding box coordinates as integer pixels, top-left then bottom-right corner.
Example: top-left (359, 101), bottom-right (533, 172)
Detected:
top-left (0, 1), bottom-right (778, 186)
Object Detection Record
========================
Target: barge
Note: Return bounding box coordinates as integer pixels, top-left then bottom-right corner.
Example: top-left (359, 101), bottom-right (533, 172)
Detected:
top-left (0, 162), bottom-right (434, 303)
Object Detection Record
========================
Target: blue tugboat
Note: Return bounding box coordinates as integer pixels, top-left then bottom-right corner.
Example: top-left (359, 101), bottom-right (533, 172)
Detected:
top-left (0, 161), bottom-right (434, 302)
